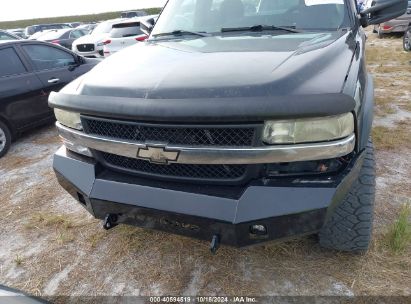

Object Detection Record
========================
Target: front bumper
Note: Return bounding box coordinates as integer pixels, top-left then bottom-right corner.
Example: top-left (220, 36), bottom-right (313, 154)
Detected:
top-left (56, 122), bottom-right (356, 165)
top-left (53, 146), bottom-right (364, 247)
top-left (72, 46), bottom-right (104, 58)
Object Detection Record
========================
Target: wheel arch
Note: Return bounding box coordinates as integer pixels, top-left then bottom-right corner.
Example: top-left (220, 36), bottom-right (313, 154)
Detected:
top-left (0, 115), bottom-right (16, 140)
top-left (358, 74), bottom-right (374, 151)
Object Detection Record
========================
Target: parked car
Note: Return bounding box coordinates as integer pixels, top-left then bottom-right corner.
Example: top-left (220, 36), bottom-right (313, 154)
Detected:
top-left (121, 10), bottom-right (148, 18)
top-left (77, 23), bottom-right (98, 33)
top-left (72, 19), bottom-right (123, 58)
top-left (67, 22), bottom-right (82, 28)
top-left (0, 30), bottom-right (21, 40)
top-left (373, 0), bottom-right (411, 37)
top-left (0, 40), bottom-right (98, 158)
top-left (6, 28), bottom-right (25, 38)
top-left (49, 0), bottom-right (407, 253)
top-left (24, 23), bottom-right (72, 38)
top-left (28, 30), bottom-right (54, 40)
top-left (37, 28), bottom-right (88, 50)
top-left (103, 18), bottom-right (151, 57)
top-left (404, 26), bottom-right (411, 50)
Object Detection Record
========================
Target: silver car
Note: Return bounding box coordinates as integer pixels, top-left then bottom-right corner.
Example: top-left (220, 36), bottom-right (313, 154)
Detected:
top-left (373, 0), bottom-right (411, 37)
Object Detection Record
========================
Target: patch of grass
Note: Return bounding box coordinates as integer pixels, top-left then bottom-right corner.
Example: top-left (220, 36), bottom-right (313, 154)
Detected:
top-left (372, 120), bottom-right (411, 150)
top-left (87, 231), bottom-right (107, 248)
top-left (366, 46), bottom-right (410, 64)
top-left (374, 64), bottom-right (410, 74)
top-left (384, 203), bottom-right (411, 254)
top-left (55, 231), bottom-right (75, 245)
top-left (25, 213), bottom-right (74, 230)
top-left (14, 254), bottom-right (23, 266)
top-left (374, 96), bottom-right (397, 116)
top-left (399, 102), bottom-right (411, 113)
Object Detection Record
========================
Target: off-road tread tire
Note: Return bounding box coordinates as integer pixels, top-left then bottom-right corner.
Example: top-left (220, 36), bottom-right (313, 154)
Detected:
top-left (0, 120), bottom-right (11, 158)
top-left (319, 139), bottom-right (376, 253)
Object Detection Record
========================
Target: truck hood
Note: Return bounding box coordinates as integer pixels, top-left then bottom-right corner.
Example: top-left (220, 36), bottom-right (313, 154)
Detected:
top-left (71, 31), bottom-right (356, 99)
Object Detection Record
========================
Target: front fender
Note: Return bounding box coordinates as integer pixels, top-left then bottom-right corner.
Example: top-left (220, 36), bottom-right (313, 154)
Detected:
top-left (359, 74), bottom-right (374, 150)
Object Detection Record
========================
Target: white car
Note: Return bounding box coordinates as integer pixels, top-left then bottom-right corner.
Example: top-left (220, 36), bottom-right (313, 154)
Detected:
top-left (28, 30), bottom-right (53, 40)
top-left (72, 19), bottom-right (123, 58)
top-left (103, 16), bottom-right (157, 57)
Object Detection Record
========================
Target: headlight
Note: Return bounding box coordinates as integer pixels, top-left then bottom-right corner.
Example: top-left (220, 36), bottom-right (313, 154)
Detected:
top-left (54, 109), bottom-right (82, 130)
top-left (263, 113), bottom-right (354, 144)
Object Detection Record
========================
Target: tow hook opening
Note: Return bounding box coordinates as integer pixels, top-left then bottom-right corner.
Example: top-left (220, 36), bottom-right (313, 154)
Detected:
top-left (249, 224), bottom-right (268, 238)
top-left (103, 214), bottom-right (118, 230)
top-left (210, 234), bottom-right (220, 254)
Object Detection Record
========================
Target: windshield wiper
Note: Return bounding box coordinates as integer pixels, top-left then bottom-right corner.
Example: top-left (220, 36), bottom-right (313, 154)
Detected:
top-left (221, 25), bottom-right (301, 34)
top-left (153, 30), bottom-right (211, 38)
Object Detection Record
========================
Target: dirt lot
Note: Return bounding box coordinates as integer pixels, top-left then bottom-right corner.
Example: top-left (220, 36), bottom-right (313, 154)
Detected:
top-left (0, 30), bottom-right (410, 300)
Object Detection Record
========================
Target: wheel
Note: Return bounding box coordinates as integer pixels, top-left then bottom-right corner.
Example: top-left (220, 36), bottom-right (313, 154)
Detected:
top-left (403, 28), bottom-right (411, 52)
top-left (319, 139), bottom-right (376, 253)
top-left (0, 120), bottom-right (12, 158)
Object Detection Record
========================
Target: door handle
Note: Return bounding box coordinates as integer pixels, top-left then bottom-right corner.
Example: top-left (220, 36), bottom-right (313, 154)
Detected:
top-left (48, 78), bottom-right (60, 84)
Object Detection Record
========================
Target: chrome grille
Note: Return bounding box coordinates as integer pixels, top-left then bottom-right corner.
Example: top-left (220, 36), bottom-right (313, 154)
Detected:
top-left (82, 116), bottom-right (259, 183)
top-left (77, 44), bottom-right (94, 52)
top-left (82, 117), bottom-right (256, 147)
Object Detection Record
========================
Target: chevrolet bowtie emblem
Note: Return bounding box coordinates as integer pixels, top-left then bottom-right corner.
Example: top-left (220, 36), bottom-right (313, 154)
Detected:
top-left (137, 145), bottom-right (180, 165)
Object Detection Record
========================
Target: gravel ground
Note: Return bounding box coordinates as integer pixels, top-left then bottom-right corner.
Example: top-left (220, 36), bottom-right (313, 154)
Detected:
top-left (0, 30), bottom-right (410, 301)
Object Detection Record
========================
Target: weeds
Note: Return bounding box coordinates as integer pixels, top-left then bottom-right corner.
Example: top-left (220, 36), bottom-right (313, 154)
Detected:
top-left (87, 231), bottom-right (107, 248)
top-left (14, 254), bottom-right (23, 266)
top-left (372, 120), bottom-right (411, 150)
top-left (55, 231), bottom-right (75, 245)
top-left (25, 213), bottom-right (74, 230)
top-left (384, 203), bottom-right (411, 254)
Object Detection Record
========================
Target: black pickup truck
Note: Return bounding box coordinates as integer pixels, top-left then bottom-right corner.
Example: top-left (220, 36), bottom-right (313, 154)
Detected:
top-left (49, 0), bottom-right (407, 253)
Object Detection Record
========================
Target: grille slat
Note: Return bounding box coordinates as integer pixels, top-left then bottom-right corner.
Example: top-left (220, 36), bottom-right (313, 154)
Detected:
top-left (82, 118), bottom-right (256, 147)
top-left (101, 152), bottom-right (247, 180)
top-left (82, 117), bottom-right (258, 182)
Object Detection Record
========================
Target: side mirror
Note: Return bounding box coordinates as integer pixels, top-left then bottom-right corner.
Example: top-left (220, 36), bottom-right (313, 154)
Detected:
top-left (140, 18), bottom-right (156, 36)
top-left (69, 55), bottom-right (83, 71)
top-left (78, 55), bottom-right (85, 64)
top-left (360, 0), bottom-right (408, 27)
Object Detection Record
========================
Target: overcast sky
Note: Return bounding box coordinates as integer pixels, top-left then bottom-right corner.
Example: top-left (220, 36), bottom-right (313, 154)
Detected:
top-left (0, 0), bottom-right (167, 22)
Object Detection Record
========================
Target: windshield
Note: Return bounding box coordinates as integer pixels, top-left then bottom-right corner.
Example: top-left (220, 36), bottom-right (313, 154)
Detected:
top-left (152, 0), bottom-right (349, 36)
top-left (0, 31), bottom-right (18, 40)
top-left (110, 22), bottom-right (144, 38)
top-left (92, 21), bottom-right (115, 35)
top-left (41, 24), bottom-right (70, 31)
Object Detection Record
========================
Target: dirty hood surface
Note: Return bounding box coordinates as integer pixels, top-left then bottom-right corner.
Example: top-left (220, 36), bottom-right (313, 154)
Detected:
top-left (72, 31), bottom-right (356, 99)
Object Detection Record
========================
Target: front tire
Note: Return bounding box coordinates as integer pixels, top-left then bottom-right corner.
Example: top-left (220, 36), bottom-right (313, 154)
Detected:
top-left (319, 140), bottom-right (376, 253)
top-left (403, 28), bottom-right (411, 52)
top-left (0, 120), bottom-right (11, 158)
